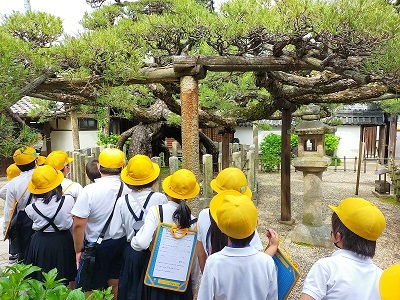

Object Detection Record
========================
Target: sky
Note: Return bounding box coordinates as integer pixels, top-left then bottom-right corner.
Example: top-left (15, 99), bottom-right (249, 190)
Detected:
top-left (0, 0), bottom-right (226, 36)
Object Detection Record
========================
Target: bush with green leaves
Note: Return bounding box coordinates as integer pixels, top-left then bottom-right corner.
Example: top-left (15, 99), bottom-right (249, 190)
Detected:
top-left (259, 133), bottom-right (341, 172)
top-left (0, 263), bottom-right (113, 300)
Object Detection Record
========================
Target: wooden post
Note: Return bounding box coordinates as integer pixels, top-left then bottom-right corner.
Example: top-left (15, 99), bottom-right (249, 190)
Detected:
top-left (281, 108), bottom-right (291, 222)
top-left (180, 76), bottom-right (200, 178)
top-left (219, 128), bottom-right (235, 170)
top-left (389, 115), bottom-right (398, 161)
top-left (356, 125), bottom-right (364, 195)
top-left (70, 105), bottom-right (80, 150)
top-left (43, 121), bottom-right (51, 155)
top-left (343, 156), bottom-right (346, 171)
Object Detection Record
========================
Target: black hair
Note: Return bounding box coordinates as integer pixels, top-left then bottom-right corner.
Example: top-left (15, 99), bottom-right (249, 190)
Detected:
top-left (17, 160), bottom-right (36, 172)
top-left (99, 166), bottom-right (122, 175)
top-left (172, 200), bottom-right (192, 229)
top-left (33, 185), bottom-right (63, 204)
top-left (229, 232), bottom-right (255, 247)
top-left (86, 159), bottom-right (101, 182)
top-left (210, 211), bottom-right (228, 254)
top-left (331, 212), bottom-right (376, 258)
top-left (127, 179), bottom-right (156, 191)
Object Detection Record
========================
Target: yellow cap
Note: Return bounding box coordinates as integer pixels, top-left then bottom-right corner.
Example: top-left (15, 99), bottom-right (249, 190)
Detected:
top-left (210, 167), bottom-right (252, 198)
top-left (28, 165), bottom-right (64, 194)
top-left (13, 146), bottom-right (38, 165)
top-left (121, 155), bottom-right (160, 186)
top-left (329, 197), bottom-right (386, 241)
top-left (45, 150), bottom-right (73, 171)
top-left (210, 190), bottom-right (258, 239)
top-left (162, 169), bottom-right (200, 200)
top-left (98, 148), bottom-right (125, 169)
top-left (37, 156), bottom-right (47, 166)
top-left (6, 164), bottom-right (21, 180)
top-left (380, 264), bottom-right (400, 300)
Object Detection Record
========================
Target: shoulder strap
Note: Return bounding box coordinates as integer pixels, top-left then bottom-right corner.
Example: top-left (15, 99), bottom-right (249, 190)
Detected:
top-left (26, 193), bottom-right (33, 207)
top-left (190, 217), bottom-right (198, 225)
top-left (62, 182), bottom-right (74, 194)
top-left (125, 194), bottom-right (140, 222)
top-left (157, 205), bottom-right (163, 223)
top-left (125, 191), bottom-right (154, 222)
top-left (96, 182), bottom-right (124, 244)
top-left (32, 196), bottom-right (65, 232)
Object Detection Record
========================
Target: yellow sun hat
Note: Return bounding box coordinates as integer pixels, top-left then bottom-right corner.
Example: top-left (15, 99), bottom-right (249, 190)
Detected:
top-left (329, 197), bottom-right (386, 241)
top-left (380, 264), bottom-right (400, 300)
top-left (210, 167), bottom-right (252, 198)
top-left (13, 146), bottom-right (38, 165)
top-left (210, 190), bottom-right (258, 239)
top-left (121, 155), bottom-right (160, 185)
top-left (37, 156), bottom-right (47, 166)
top-left (6, 164), bottom-right (21, 181)
top-left (98, 148), bottom-right (125, 169)
top-left (28, 165), bottom-right (64, 194)
top-left (162, 169), bottom-right (200, 200)
top-left (45, 150), bottom-right (73, 171)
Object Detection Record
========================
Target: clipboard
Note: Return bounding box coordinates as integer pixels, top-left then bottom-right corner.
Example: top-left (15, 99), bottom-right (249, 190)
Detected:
top-left (144, 223), bottom-right (197, 292)
top-left (272, 247), bottom-right (301, 300)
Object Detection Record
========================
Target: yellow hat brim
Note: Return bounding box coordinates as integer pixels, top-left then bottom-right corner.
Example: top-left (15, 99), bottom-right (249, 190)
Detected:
top-left (28, 171), bottom-right (64, 194)
top-left (120, 163), bottom-right (160, 185)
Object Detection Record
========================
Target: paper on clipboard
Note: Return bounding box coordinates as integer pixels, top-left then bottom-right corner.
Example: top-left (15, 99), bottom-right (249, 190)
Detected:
top-left (145, 223), bottom-right (197, 292)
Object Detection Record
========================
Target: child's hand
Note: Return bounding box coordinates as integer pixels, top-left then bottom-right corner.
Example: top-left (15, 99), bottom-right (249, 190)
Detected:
top-left (266, 228), bottom-right (279, 247)
top-left (265, 228), bottom-right (279, 256)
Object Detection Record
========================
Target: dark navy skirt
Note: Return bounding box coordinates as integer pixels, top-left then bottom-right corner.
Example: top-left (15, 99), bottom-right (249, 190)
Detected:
top-left (25, 230), bottom-right (76, 284)
top-left (118, 245), bottom-right (150, 300)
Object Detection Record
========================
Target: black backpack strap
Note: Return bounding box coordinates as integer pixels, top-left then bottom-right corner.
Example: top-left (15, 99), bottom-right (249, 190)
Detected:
top-left (125, 194), bottom-right (140, 222)
top-left (25, 193), bottom-right (33, 207)
top-left (96, 182), bottom-right (124, 244)
top-left (158, 205), bottom-right (163, 223)
top-left (139, 191), bottom-right (154, 219)
top-left (190, 217), bottom-right (198, 225)
top-left (32, 196), bottom-right (65, 232)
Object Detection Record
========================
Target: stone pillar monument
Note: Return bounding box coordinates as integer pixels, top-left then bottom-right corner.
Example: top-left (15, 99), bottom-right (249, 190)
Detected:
top-left (289, 105), bottom-right (335, 247)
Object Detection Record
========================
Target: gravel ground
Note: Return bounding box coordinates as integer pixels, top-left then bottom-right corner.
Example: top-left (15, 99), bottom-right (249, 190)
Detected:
top-left (255, 164), bottom-right (400, 299)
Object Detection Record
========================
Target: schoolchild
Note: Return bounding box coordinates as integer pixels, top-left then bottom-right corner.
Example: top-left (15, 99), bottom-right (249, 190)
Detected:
top-left (131, 168), bottom-right (201, 300)
top-left (25, 165), bottom-right (76, 285)
top-left (85, 158), bottom-right (101, 183)
top-left (197, 190), bottom-right (278, 300)
top-left (0, 164), bottom-right (21, 200)
top-left (0, 163), bottom-right (22, 262)
top-left (109, 154), bottom-right (168, 300)
top-left (45, 150), bottom-right (83, 201)
top-left (197, 167), bottom-right (271, 272)
top-left (3, 146), bottom-right (38, 262)
top-left (72, 148), bottom-right (130, 298)
top-left (300, 197), bottom-right (386, 300)
top-left (379, 264), bottom-right (400, 300)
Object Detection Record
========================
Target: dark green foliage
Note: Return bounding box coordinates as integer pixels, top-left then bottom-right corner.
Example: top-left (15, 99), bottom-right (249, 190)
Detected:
top-left (0, 263), bottom-right (112, 299)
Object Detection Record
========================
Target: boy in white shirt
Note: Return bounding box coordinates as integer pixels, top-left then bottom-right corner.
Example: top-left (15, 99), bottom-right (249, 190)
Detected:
top-left (197, 190), bottom-right (278, 300)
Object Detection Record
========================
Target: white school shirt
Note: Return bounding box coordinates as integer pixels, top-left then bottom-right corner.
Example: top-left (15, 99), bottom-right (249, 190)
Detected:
top-left (197, 246), bottom-right (278, 300)
top-left (0, 182), bottom-right (9, 200)
top-left (302, 249), bottom-right (382, 300)
top-left (130, 200), bottom-right (200, 289)
top-left (197, 208), bottom-right (264, 255)
top-left (3, 169), bottom-right (34, 229)
top-left (61, 178), bottom-right (83, 202)
top-left (71, 175), bottom-right (130, 242)
top-left (109, 189), bottom-right (168, 242)
top-left (25, 194), bottom-right (75, 232)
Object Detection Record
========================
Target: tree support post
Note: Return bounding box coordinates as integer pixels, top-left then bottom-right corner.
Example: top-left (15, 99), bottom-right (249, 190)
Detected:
top-left (281, 108), bottom-right (292, 222)
top-left (180, 76), bottom-right (200, 179)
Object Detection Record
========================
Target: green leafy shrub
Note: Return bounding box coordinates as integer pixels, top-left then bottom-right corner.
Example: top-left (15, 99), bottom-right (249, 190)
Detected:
top-left (260, 133), bottom-right (282, 172)
top-left (97, 132), bottom-right (121, 146)
top-left (0, 263), bottom-right (113, 299)
top-left (325, 133), bottom-right (341, 156)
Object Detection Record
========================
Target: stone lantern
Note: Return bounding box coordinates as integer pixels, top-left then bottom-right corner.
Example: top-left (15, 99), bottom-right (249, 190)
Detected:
top-left (290, 104), bottom-right (336, 247)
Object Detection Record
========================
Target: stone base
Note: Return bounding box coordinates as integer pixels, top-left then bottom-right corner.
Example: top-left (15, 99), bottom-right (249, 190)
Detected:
top-left (289, 223), bottom-right (333, 248)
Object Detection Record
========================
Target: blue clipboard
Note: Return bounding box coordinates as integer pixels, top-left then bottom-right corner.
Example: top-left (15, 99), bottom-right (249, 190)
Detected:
top-left (272, 248), bottom-right (301, 300)
top-left (144, 223), bottom-right (197, 292)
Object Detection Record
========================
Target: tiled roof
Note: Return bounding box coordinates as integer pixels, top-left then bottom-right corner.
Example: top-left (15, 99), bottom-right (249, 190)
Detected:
top-left (10, 96), bottom-right (66, 117)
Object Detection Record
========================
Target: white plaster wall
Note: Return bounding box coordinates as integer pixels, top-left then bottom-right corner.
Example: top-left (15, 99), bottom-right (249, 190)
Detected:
top-left (234, 127), bottom-right (282, 146)
top-left (334, 125), bottom-right (361, 159)
top-left (50, 130), bottom-right (98, 151)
